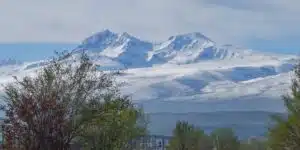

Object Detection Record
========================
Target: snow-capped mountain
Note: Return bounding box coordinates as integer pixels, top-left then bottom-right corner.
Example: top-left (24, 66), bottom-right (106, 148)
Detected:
top-left (77, 29), bottom-right (293, 67)
top-left (0, 29), bottom-right (297, 113)
top-left (75, 29), bottom-right (297, 113)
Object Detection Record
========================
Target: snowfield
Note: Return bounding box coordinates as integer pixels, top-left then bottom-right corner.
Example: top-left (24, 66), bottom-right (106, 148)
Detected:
top-left (0, 29), bottom-right (297, 114)
top-left (117, 61), bottom-right (292, 113)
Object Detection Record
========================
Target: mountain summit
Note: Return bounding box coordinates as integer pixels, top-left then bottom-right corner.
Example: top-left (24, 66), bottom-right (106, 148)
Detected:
top-left (77, 30), bottom-right (152, 67)
top-left (78, 29), bottom-right (118, 50)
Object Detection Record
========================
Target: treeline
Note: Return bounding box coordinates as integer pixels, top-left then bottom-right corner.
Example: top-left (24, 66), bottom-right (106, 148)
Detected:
top-left (165, 121), bottom-right (266, 150)
top-left (0, 50), bottom-right (299, 150)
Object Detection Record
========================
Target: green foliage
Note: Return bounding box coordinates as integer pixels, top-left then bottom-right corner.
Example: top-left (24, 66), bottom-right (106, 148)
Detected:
top-left (268, 61), bottom-right (300, 150)
top-left (78, 97), bottom-right (148, 150)
top-left (0, 50), bottom-right (147, 150)
top-left (268, 115), bottom-right (300, 150)
top-left (167, 121), bottom-right (213, 150)
top-left (210, 128), bottom-right (240, 150)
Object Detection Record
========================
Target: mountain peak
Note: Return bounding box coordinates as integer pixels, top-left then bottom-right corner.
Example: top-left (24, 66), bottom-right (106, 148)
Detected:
top-left (91, 29), bottom-right (117, 40)
top-left (77, 29), bottom-right (118, 49)
top-left (77, 30), bottom-right (147, 50)
top-left (168, 32), bottom-right (213, 42)
top-left (118, 31), bottom-right (141, 42)
top-left (92, 30), bottom-right (138, 41)
top-left (98, 29), bottom-right (115, 35)
top-left (120, 32), bottom-right (132, 38)
top-left (162, 32), bottom-right (214, 51)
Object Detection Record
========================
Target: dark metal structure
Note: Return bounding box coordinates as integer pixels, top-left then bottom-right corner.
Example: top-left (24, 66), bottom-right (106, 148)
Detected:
top-left (126, 135), bottom-right (172, 150)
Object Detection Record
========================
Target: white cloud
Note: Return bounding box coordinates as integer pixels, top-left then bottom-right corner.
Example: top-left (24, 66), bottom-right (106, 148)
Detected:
top-left (0, 0), bottom-right (299, 45)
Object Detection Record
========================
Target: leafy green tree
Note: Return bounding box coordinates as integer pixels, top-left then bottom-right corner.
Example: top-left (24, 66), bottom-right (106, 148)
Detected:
top-left (268, 62), bottom-right (300, 150)
top-left (167, 121), bottom-right (213, 150)
top-left (210, 128), bottom-right (240, 150)
top-left (78, 98), bottom-right (148, 150)
top-left (0, 50), bottom-right (147, 150)
top-left (268, 113), bottom-right (300, 150)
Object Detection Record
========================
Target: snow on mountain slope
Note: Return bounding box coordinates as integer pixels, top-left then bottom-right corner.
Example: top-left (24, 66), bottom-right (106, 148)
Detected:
top-left (77, 29), bottom-right (153, 68)
top-left (117, 62), bottom-right (292, 113)
top-left (0, 29), bottom-right (297, 114)
top-left (119, 59), bottom-right (293, 99)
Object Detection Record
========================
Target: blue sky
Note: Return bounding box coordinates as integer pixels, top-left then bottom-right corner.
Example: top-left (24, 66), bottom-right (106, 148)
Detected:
top-left (0, 43), bottom-right (76, 61)
top-left (0, 0), bottom-right (299, 59)
top-left (246, 37), bottom-right (300, 54)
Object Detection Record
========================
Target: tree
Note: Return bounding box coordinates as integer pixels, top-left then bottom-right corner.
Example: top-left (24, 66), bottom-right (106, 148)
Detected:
top-left (268, 61), bottom-right (300, 150)
top-left (0, 50), bottom-right (147, 150)
top-left (210, 128), bottom-right (240, 150)
top-left (78, 98), bottom-right (148, 150)
top-left (167, 121), bottom-right (213, 150)
top-left (268, 115), bottom-right (300, 150)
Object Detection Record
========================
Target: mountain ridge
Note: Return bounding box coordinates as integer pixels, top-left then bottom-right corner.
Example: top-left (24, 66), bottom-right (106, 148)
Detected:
top-left (76, 29), bottom-right (294, 67)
